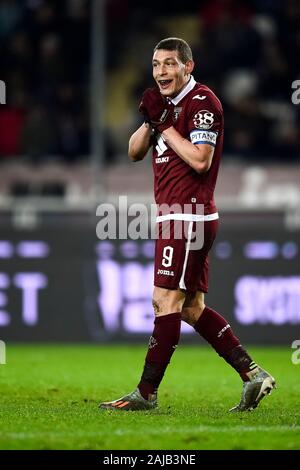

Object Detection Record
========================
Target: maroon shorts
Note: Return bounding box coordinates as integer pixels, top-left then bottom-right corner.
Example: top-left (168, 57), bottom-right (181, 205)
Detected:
top-left (154, 218), bottom-right (218, 293)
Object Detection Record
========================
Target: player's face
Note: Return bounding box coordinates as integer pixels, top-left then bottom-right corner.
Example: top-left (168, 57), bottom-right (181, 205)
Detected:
top-left (152, 49), bottom-right (194, 97)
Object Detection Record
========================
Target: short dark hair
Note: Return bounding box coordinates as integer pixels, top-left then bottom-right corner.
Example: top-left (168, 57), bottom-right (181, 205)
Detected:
top-left (154, 38), bottom-right (193, 63)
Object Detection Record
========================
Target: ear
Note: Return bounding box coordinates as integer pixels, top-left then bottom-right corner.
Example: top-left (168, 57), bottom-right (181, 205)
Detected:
top-left (185, 60), bottom-right (194, 75)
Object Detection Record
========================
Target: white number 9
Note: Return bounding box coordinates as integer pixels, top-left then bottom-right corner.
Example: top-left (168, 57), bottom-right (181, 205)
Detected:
top-left (162, 246), bottom-right (174, 267)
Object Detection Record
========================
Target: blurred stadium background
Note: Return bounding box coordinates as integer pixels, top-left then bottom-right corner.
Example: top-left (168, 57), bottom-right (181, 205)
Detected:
top-left (0, 0), bottom-right (300, 346)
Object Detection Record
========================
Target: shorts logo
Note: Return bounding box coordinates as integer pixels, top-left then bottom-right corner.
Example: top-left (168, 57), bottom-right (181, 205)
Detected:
top-left (157, 269), bottom-right (174, 277)
top-left (193, 110), bottom-right (214, 129)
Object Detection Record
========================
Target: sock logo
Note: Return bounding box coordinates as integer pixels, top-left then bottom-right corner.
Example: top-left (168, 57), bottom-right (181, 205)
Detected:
top-left (217, 324), bottom-right (230, 338)
top-left (148, 336), bottom-right (158, 349)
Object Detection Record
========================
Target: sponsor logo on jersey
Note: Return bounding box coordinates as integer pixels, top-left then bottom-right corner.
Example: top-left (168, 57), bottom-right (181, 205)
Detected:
top-left (155, 156), bottom-right (169, 164)
top-left (193, 110), bottom-right (214, 129)
top-left (157, 269), bottom-right (174, 276)
top-left (159, 108), bottom-right (168, 122)
top-left (190, 130), bottom-right (217, 145)
top-left (192, 94), bottom-right (206, 100)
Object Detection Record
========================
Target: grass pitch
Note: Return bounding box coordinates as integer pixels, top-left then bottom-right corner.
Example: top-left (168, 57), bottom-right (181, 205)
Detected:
top-left (0, 344), bottom-right (299, 450)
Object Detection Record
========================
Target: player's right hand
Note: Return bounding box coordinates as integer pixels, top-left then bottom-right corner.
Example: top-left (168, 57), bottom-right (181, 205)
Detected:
top-left (139, 87), bottom-right (173, 133)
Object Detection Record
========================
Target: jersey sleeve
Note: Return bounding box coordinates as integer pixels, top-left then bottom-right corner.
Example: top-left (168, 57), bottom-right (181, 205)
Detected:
top-left (187, 92), bottom-right (223, 147)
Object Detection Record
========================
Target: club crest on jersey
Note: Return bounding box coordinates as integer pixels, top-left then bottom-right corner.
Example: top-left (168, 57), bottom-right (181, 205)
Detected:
top-left (173, 107), bottom-right (182, 121)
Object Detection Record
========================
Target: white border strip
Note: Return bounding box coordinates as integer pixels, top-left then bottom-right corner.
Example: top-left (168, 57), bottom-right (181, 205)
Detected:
top-left (4, 424), bottom-right (300, 439)
top-left (156, 212), bottom-right (219, 223)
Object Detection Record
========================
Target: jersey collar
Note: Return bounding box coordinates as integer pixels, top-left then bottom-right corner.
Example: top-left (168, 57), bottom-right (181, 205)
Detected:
top-left (168, 76), bottom-right (196, 105)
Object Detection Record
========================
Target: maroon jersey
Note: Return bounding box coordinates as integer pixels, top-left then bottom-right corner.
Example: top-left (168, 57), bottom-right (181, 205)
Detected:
top-left (152, 77), bottom-right (223, 215)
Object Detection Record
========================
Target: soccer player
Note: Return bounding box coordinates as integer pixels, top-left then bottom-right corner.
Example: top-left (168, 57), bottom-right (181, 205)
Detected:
top-left (100, 38), bottom-right (276, 412)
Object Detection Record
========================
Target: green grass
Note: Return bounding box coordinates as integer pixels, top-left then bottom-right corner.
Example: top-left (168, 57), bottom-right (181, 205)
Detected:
top-left (0, 344), bottom-right (299, 450)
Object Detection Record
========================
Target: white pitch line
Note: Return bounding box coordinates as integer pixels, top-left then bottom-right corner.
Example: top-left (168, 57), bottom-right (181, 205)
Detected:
top-left (113, 425), bottom-right (300, 435)
top-left (1, 425), bottom-right (300, 440)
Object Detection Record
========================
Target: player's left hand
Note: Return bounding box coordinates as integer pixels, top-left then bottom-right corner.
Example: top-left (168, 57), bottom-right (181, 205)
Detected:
top-left (139, 87), bottom-right (174, 133)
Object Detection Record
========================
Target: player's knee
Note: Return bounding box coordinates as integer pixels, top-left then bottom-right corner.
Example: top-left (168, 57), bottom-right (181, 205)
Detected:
top-left (181, 308), bottom-right (197, 325)
top-left (152, 294), bottom-right (185, 317)
top-left (182, 304), bottom-right (205, 326)
top-left (152, 298), bottom-right (179, 316)
top-left (152, 299), bottom-right (161, 316)
top-left (181, 309), bottom-right (192, 324)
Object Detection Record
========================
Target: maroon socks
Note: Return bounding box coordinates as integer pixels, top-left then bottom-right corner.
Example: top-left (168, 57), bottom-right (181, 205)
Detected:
top-left (138, 306), bottom-right (256, 400)
top-left (194, 306), bottom-right (256, 381)
top-left (138, 312), bottom-right (181, 399)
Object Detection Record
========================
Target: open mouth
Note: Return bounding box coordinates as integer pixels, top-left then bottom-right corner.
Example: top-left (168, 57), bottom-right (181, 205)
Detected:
top-left (158, 79), bottom-right (172, 89)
